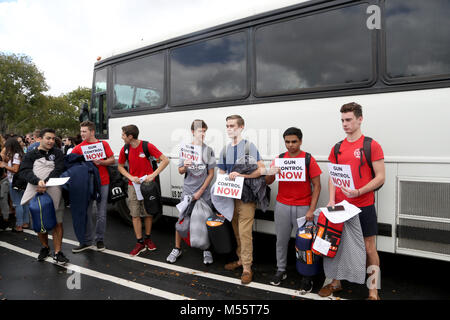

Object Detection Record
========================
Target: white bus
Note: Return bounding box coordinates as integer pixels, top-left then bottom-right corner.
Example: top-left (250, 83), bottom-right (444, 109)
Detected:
top-left (90, 0), bottom-right (450, 262)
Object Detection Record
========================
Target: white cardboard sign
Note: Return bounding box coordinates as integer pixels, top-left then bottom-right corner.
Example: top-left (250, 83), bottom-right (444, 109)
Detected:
top-left (327, 163), bottom-right (355, 190)
top-left (213, 174), bottom-right (244, 199)
top-left (180, 143), bottom-right (202, 164)
top-left (81, 142), bottom-right (106, 162)
top-left (275, 158), bottom-right (306, 182)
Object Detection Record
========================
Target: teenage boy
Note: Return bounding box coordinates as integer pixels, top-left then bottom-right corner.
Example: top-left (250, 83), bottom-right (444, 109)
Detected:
top-left (118, 125), bottom-right (169, 256)
top-left (265, 127), bottom-right (322, 292)
top-left (218, 115), bottom-right (266, 285)
top-left (19, 128), bottom-right (69, 265)
top-left (70, 121), bottom-right (115, 252)
top-left (320, 102), bottom-right (385, 300)
top-left (166, 120), bottom-right (216, 265)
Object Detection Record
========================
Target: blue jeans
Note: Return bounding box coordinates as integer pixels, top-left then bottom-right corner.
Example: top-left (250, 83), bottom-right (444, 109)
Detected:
top-left (0, 178), bottom-right (10, 220)
top-left (85, 185), bottom-right (109, 244)
top-left (9, 185), bottom-right (29, 227)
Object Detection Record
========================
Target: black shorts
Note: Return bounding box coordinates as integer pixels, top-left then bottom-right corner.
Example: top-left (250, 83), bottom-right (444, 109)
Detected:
top-left (359, 205), bottom-right (378, 237)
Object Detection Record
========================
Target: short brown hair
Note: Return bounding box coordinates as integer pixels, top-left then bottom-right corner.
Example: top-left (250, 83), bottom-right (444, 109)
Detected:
top-left (122, 124), bottom-right (139, 139)
top-left (191, 119), bottom-right (208, 131)
top-left (226, 115), bottom-right (245, 127)
top-left (80, 120), bottom-right (96, 131)
top-left (340, 102), bottom-right (362, 118)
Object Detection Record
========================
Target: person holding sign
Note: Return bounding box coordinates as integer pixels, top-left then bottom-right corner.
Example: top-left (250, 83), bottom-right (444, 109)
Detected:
top-left (118, 125), bottom-right (169, 256)
top-left (218, 115), bottom-right (266, 285)
top-left (166, 120), bottom-right (216, 265)
top-left (321, 102), bottom-right (385, 300)
top-left (265, 127), bottom-right (322, 292)
top-left (71, 121), bottom-right (115, 253)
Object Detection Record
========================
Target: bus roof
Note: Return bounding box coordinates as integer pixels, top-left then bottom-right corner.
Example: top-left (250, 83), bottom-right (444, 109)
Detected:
top-left (95, 0), bottom-right (312, 65)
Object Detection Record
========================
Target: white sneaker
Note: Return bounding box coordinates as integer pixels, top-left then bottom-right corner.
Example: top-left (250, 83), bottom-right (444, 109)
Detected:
top-left (203, 250), bottom-right (213, 265)
top-left (166, 248), bottom-right (181, 263)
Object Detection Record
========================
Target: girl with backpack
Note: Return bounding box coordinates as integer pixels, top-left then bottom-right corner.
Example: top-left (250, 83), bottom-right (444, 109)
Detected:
top-left (0, 137), bottom-right (29, 232)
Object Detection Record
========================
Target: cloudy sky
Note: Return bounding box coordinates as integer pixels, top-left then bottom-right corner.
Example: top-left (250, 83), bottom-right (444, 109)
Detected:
top-left (0, 0), bottom-right (302, 96)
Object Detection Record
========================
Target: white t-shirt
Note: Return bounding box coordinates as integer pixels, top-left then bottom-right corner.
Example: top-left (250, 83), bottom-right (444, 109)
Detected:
top-left (7, 153), bottom-right (21, 183)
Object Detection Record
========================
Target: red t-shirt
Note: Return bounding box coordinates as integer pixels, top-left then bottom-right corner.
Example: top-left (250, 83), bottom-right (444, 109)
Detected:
top-left (270, 151), bottom-right (322, 206)
top-left (328, 135), bottom-right (384, 207)
top-left (72, 140), bottom-right (114, 186)
top-left (118, 141), bottom-right (162, 185)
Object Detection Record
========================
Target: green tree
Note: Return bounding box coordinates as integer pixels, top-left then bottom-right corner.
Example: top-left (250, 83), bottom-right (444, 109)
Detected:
top-left (0, 53), bottom-right (48, 135)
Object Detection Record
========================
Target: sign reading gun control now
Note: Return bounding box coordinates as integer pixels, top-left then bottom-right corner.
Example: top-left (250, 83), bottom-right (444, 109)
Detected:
top-left (327, 163), bottom-right (355, 190)
top-left (180, 143), bottom-right (202, 164)
top-left (275, 158), bottom-right (306, 181)
top-left (213, 174), bottom-right (244, 199)
top-left (81, 142), bottom-right (106, 161)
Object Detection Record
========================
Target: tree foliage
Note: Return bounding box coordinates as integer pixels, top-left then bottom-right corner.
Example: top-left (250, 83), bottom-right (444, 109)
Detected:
top-left (0, 52), bottom-right (91, 137)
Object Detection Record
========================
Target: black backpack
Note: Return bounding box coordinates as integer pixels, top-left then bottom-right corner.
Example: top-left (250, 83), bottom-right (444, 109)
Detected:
top-left (123, 141), bottom-right (162, 210)
top-left (333, 136), bottom-right (383, 191)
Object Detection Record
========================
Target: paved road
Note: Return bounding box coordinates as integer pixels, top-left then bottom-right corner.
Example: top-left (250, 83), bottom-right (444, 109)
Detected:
top-left (1, 206), bottom-right (449, 309)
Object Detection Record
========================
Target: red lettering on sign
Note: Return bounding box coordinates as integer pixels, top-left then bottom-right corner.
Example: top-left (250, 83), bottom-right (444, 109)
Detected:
top-left (332, 177), bottom-right (351, 188)
top-left (216, 186), bottom-right (240, 197)
top-left (279, 171), bottom-right (303, 180)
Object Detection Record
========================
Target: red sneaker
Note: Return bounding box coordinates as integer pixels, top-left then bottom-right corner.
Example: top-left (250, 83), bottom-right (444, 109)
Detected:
top-left (144, 238), bottom-right (157, 251)
top-left (130, 242), bottom-right (146, 256)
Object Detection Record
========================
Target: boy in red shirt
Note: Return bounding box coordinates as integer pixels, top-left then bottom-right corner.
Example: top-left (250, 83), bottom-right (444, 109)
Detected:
top-left (320, 102), bottom-right (385, 300)
top-left (71, 121), bottom-right (115, 252)
top-left (266, 127), bottom-right (321, 293)
top-left (118, 125), bottom-right (169, 256)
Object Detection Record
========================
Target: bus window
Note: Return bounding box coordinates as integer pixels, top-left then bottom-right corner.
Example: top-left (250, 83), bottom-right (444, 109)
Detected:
top-left (94, 68), bottom-right (107, 93)
top-left (255, 4), bottom-right (373, 96)
top-left (112, 52), bottom-right (165, 110)
top-left (170, 32), bottom-right (248, 106)
top-left (385, 0), bottom-right (450, 81)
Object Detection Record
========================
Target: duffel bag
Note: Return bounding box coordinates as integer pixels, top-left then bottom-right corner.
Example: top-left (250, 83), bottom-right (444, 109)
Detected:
top-left (175, 199), bottom-right (196, 247)
top-left (206, 213), bottom-right (233, 254)
top-left (311, 210), bottom-right (343, 258)
top-left (295, 222), bottom-right (322, 277)
top-left (190, 198), bottom-right (212, 250)
top-left (29, 192), bottom-right (57, 233)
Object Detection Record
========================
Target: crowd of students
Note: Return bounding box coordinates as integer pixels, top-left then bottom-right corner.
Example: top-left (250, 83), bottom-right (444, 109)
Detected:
top-left (0, 101), bottom-right (384, 300)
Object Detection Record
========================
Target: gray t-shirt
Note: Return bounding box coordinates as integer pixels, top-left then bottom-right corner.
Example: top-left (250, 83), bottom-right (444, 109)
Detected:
top-left (217, 139), bottom-right (261, 174)
top-left (178, 144), bottom-right (216, 202)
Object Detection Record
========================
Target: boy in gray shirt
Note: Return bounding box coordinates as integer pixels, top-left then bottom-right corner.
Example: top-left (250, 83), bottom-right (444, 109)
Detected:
top-left (166, 120), bottom-right (216, 265)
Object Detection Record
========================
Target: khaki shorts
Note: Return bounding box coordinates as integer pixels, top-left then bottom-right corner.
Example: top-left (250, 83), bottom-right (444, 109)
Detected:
top-left (128, 185), bottom-right (151, 218)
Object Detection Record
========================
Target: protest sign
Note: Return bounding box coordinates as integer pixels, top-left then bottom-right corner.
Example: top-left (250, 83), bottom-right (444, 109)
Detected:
top-left (327, 163), bottom-right (355, 189)
top-left (81, 142), bottom-right (106, 161)
top-left (180, 143), bottom-right (202, 164)
top-left (275, 158), bottom-right (306, 181)
top-left (213, 174), bottom-right (244, 199)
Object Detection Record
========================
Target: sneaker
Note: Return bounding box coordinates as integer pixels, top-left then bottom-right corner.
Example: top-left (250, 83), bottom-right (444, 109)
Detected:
top-left (0, 220), bottom-right (12, 231)
top-left (166, 248), bottom-right (182, 263)
top-left (37, 247), bottom-right (50, 261)
top-left (96, 241), bottom-right (106, 251)
top-left (130, 242), bottom-right (146, 256)
top-left (299, 278), bottom-right (313, 295)
top-left (53, 251), bottom-right (69, 265)
top-left (72, 244), bottom-right (92, 253)
top-left (203, 250), bottom-right (213, 265)
top-left (270, 270), bottom-right (287, 286)
top-left (144, 238), bottom-right (157, 251)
